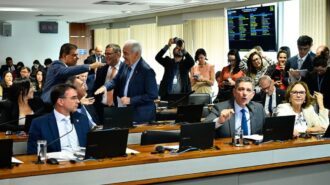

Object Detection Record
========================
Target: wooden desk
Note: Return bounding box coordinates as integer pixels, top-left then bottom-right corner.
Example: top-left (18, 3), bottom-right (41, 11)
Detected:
top-left (1, 138), bottom-right (330, 185)
top-left (0, 124), bottom-right (180, 155)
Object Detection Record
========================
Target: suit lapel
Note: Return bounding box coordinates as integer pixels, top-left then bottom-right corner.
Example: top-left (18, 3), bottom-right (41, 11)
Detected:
top-left (248, 103), bottom-right (256, 134)
top-left (228, 100), bottom-right (236, 136)
top-left (48, 113), bottom-right (61, 151)
top-left (72, 113), bottom-right (83, 144)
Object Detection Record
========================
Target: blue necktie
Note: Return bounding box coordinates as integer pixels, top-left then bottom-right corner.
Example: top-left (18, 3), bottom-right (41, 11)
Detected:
top-left (125, 67), bottom-right (132, 84)
top-left (241, 109), bottom-right (248, 135)
top-left (268, 95), bottom-right (273, 114)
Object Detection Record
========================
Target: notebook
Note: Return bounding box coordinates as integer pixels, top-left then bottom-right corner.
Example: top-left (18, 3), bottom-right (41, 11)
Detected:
top-left (0, 139), bottom-right (13, 168)
top-left (178, 122), bottom-right (215, 152)
top-left (262, 115), bottom-right (296, 142)
top-left (175, 104), bottom-right (204, 123)
top-left (103, 107), bottom-right (134, 129)
top-left (85, 128), bottom-right (129, 159)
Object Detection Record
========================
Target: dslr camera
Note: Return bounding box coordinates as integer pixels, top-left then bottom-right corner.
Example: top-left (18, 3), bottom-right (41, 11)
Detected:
top-left (173, 37), bottom-right (184, 48)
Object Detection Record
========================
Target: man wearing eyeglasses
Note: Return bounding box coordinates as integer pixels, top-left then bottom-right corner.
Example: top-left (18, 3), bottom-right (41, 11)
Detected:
top-left (253, 75), bottom-right (285, 117)
top-left (204, 76), bottom-right (265, 138)
top-left (42, 43), bottom-right (104, 104)
top-left (93, 44), bottom-right (123, 124)
top-left (28, 84), bottom-right (91, 154)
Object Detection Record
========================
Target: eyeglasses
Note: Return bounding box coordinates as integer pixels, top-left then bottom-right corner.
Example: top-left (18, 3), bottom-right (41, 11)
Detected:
top-left (60, 96), bottom-right (79, 100)
top-left (290, 91), bottom-right (306, 96)
top-left (105, 52), bottom-right (116, 56)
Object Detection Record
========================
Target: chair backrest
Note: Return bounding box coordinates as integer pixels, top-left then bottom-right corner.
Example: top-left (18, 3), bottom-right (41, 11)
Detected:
top-left (188, 93), bottom-right (211, 106)
top-left (140, 130), bottom-right (180, 145)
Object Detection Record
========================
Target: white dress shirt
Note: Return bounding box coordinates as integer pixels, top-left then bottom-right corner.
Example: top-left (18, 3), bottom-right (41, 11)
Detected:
top-left (264, 90), bottom-right (276, 115)
top-left (214, 101), bottom-right (251, 135)
top-left (54, 110), bottom-right (80, 152)
top-left (102, 62), bottom-right (121, 105)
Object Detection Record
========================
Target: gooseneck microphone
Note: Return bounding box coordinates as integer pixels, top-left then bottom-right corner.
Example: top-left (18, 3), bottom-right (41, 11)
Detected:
top-left (167, 90), bottom-right (195, 108)
top-left (35, 113), bottom-right (76, 164)
top-left (0, 117), bottom-right (26, 135)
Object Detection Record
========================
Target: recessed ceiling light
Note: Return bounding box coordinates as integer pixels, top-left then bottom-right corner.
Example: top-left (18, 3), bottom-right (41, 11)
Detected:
top-left (0, 7), bottom-right (38, 12)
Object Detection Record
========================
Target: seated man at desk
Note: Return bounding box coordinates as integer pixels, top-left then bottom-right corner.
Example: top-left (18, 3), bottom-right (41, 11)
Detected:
top-left (204, 76), bottom-right (265, 138)
top-left (27, 84), bottom-right (90, 154)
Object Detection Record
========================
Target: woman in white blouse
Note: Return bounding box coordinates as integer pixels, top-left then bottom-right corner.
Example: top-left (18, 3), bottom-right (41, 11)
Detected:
top-left (274, 81), bottom-right (329, 137)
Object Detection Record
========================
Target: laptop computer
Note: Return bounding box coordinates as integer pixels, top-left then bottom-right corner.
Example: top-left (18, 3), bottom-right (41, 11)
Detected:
top-left (24, 114), bottom-right (41, 133)
top-left (103, 107), bottom-right (134, 129)
top-left (322, 125), bottom-right (330, 138)
top-left (178, 122), bottom-right (215, 152)
top-left (0, 139), bottom-right (13, 168)
top-left (85, 128), bottom-right (129, 159)
top-left (175, 104), bottom-right (204, 123)
top-left (262, 115), bottom-right (295, 142)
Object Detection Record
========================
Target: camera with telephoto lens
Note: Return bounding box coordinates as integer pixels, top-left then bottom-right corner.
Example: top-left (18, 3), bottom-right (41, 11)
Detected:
top-left (173, 37), bottom-right (184, 48)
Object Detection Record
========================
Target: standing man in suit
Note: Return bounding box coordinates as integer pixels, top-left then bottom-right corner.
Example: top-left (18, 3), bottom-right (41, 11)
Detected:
top-left (95, 40), bottom-right (158, 123)
top-left (27, 84), bottom-right (91, 154)
top-left (41, 43), bottom-right (103, 103)
top-left (84, 46), bottom-right (106, 95)
top-left (253, 75), bottom-right (285, 117)
top-left (93, 44), bottom-right (123, 124)
top-left (155, 38), bottom-right (195, 100)
top-left (204, 76), bottom-right (265, 138)
top-left (285, 35), bottom-right (315, 85)
top-left (304, 56), bottom-right (330, 113)
top-left (66, 76), bottom-right (98, 128)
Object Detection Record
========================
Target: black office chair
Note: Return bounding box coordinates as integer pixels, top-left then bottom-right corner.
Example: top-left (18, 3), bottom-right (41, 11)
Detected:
top-left (188, 93), bottom-right (211, 106)
top-left (140, 130), bottom-right (180, 145)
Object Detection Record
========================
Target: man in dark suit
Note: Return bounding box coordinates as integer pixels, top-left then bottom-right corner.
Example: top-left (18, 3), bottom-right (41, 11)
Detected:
top-left (253, 75), bottom-right (285, 117)
top-left (95, 40), bottom-right (158, 123)
top-left (41, 43), bottom-right (103, 103)
top-left (93, 44), bottom-right (123, 124)
top-left (155, 38), bottom-right (195, 100)
top-left (204, 76), bottom-right (265, 138)
top-left (0, 57), bottom-right (16, 79)
top-left (304, 56), bottom-right (330, 112)
top-left (84, 46), bottom-right (106, 95)
top-left (284, 35), bottom-right (315, 85)
top-left (66, 76), bottom-right (98, 128)
top-left (27, 84), bottom-right (90, 154)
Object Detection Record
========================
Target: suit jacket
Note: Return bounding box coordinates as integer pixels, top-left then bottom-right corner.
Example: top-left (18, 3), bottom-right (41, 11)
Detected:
top-left (253, 88), bottom-right (285, 108)
top-left (0, 98), bottom-right (46, 132)
top-left (41, 60), bottom-right (90, 103)
top-left (104, 58), bottom-right (158, 123)
top-left (155, 45), bottom-right (195, 99)
top-left (93, 62), bottom-right (124, 124)
top-left (284, 53), bottom-right (315, 85)
top-left (275, 103), bottom-right (329, 129)
top-left (304, 68), bottom-right (330, 109)
top-left (27, 111), bottom-right (90, 154)
top-left (204, 99), bottom-right (265, 138)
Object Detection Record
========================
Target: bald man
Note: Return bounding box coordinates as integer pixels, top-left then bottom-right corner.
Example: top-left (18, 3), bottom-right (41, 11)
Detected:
top-left (84, 45), bottom-right (106, 95)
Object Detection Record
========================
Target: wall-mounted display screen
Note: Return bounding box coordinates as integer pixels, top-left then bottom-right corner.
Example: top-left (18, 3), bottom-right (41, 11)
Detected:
top-left (227, 5), bottom-right (277, 51)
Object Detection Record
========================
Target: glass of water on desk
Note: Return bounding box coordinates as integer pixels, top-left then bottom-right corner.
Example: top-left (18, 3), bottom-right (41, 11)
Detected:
top-left (37, 140), bottom-right (47, 161)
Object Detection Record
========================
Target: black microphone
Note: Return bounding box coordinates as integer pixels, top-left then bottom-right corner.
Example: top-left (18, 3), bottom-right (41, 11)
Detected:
top-left (35, 113), bottom-right (76, 164)
top-left (168, 90), bottom-right (195, 108)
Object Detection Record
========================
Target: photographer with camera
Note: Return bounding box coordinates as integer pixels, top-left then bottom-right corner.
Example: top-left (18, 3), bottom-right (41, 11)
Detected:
top-left (155, 37), bottom-right (195, 100)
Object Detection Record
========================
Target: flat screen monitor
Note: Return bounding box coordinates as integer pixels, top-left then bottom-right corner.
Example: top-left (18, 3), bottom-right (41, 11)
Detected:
top-left (227, 5), bottom-right (277, 51)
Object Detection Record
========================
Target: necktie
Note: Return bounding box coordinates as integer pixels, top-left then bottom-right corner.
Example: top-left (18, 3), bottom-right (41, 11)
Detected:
top-left (268, 95), bottom-right (273, 115)
top-left (298, 58), bottom-right (303, 69)
top-left (63, 118), bottom-right (78, 151)
top-left (123, 67), bottom-right (132, 97)
top-left (240, 109), bottom-right (248, 135)
top-left (107, 67), bottom-right (117, 106)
